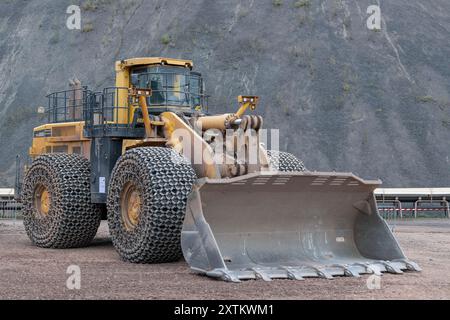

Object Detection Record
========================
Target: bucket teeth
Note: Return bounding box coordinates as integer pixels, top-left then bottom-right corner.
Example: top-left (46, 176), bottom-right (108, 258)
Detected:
top-left (202, 259), bottom-right (419, 282)
top-left (354, 263), bottom-right (382, 276)
top-left (333, 264), bottom-right (361, 277)
top-left (282, 267), bottom-right (305, 280)
top-left (206, 269), bottom-right (241, 283)
top-left (394, 259), bottom-right (422, 272)
top-left (311, 267), bottom-right (334, 279)
top-left (251, 268), bottom-right (272, 281)
top-left (380, 261), bottom-right (404, 274)
top-left (369, 265), bottom-right (383, 276)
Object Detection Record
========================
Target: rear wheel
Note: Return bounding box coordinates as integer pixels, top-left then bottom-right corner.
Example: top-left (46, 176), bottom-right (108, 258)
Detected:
top-left (21, 154), bottom-right (101, 248)
top-left (266, 150), bottom-right (306, 172)
top-left (107, 147), bottom-right (196, 263)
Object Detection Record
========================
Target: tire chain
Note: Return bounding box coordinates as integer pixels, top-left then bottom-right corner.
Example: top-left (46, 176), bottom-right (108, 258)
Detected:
top-left (266, 150), bottom-right (307, 172)
top-left (107, 147), bottom-right (196, 263)
top-left (21, 154), bottom-right (101, 248)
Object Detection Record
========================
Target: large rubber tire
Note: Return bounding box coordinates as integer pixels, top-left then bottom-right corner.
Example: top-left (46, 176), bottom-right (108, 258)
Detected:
top-left (21, 154), bottom-right (101, 248)
top-left (266, 150), bottom-right (307, 172)
top-left (107, 147), bottom-right (196, 263)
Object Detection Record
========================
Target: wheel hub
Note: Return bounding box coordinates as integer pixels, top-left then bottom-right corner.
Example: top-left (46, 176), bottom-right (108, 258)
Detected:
top-left (120, 183), bottom-right (142, 231)
top-left (34, 184), bottom-right (51, 216)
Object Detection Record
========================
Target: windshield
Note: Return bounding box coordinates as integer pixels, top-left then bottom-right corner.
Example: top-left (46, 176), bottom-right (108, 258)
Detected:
top-left (131, 66), bottom-right (205, 110)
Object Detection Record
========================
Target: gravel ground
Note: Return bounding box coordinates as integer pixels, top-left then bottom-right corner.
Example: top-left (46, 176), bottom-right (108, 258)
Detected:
top-left (0, 219), bottom-right (449, 300)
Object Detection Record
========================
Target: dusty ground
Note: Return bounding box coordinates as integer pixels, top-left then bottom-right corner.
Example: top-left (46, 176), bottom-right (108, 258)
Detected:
top-left (0, 219), bottom-right (449, 300)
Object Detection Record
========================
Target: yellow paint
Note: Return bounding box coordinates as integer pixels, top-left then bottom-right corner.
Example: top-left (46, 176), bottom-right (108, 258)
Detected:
top-left (114, 57), bottom-right (193, 124)
top-left (139, 93), bottom-right (153, 137)
top-left (34, 184), bottom-right (50, 216)
top-left (128, 88), bottom-right (153, 138)
top-left (121, 138), bottom-right (168, 154)
top-left (161, 112), bottom-right (220, 179)
top-left (29, 121), bottom-right (90, 159)
top-left (127, 189), bottom-right (141, 227)
top-left (28, 58), bottom-right (257, 182)
top-left (236, 96), bottom-right (259, 117)
top-left (115, 57), bottom-right (193, 70)
top-left (120, 183), bottom-right (142, 231)
top-left (40, 189), bottom-right (50, 215)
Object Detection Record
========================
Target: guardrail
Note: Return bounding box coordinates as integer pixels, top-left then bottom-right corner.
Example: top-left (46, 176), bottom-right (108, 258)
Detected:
top-left (0, 200), bottom-right (22, 219)
top-left (46, 87), bottom-right (90, 123)
top-left (375, 188), bottom-right (450, 219)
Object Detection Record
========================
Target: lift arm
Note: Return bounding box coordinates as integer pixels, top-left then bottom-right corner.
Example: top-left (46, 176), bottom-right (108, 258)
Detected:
top-left (196, 96), bottom-right (259, 131)
top-left (129, 87), bottom-right (153, 138)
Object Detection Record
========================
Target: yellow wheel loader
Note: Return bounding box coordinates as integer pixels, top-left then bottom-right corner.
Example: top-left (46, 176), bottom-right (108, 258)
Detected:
top-left (18, 57), bottom-right (420, 281)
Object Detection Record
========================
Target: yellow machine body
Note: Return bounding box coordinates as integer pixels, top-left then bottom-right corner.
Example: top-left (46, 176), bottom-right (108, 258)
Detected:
top-left (24, 57), bottom-right (420, 283)
top-left (30, 121), bottom-right (90, 159)
top-left (31, 57), bottom-right (194, 159)
top-left (114, 57), bottom-right (193, 125)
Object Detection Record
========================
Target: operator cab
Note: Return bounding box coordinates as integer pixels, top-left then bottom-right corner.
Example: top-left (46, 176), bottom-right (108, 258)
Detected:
top-left (129, 63), bottom-right (207, 115)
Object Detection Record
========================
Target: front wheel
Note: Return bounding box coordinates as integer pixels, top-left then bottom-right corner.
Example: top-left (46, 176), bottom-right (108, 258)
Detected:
top-left (107, 147), bottom-right (196, 263)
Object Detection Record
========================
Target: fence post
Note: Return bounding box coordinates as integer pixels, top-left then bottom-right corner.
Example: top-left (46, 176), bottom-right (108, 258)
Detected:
top-left (442, 197), bottom-right (449, 218)
top-left (414, 198), bottom-right (421, 219)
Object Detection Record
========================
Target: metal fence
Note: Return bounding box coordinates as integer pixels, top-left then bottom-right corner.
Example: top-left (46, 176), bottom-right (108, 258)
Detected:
top-left (377, 199), bottom-right (449, 220)
top-left (46, 87), bottom-right (90, 123)
top-left (2, 197), bottom-right (448, 221)
top-left (377, 199), bottom-right (403, 220)
top-left (375, 188), bottom-right (450, 220)
top-left (0, 200), bottom-right (22, 219)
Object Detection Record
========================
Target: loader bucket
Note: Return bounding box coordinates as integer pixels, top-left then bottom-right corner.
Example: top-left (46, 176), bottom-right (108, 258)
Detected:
top-left (181, 172), bottom-right (421, 282)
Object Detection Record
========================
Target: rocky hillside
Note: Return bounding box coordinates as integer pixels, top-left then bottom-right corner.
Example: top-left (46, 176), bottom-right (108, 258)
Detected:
top-left (0, 0), bottom-right (449, 187)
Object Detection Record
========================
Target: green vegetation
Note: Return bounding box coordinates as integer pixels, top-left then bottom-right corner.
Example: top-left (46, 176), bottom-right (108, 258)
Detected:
top-left (416, 95), bottom-right (437, 103)
top-left (160, 34), bottom-right (171, 45)
top-left (343, 83), bottom-right (351, 93)
top-left (294, 0), bottom-right (310, 8)
top-left (82, 23), bottom-right (94, 33)
top-left (82, 0), bottom-right (116, 11)
top-left (272, 0), bottom-right (283, 7)
top-left (82, 0), bottom-right (98, 11)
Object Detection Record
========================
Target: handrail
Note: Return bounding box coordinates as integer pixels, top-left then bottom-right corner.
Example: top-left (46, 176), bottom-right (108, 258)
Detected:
top-left (46, 87), bottom-right (91, 123)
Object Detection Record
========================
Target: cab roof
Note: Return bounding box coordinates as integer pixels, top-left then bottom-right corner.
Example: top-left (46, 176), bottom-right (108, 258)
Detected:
top-left (115, 57), bottom-right (193, 71)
